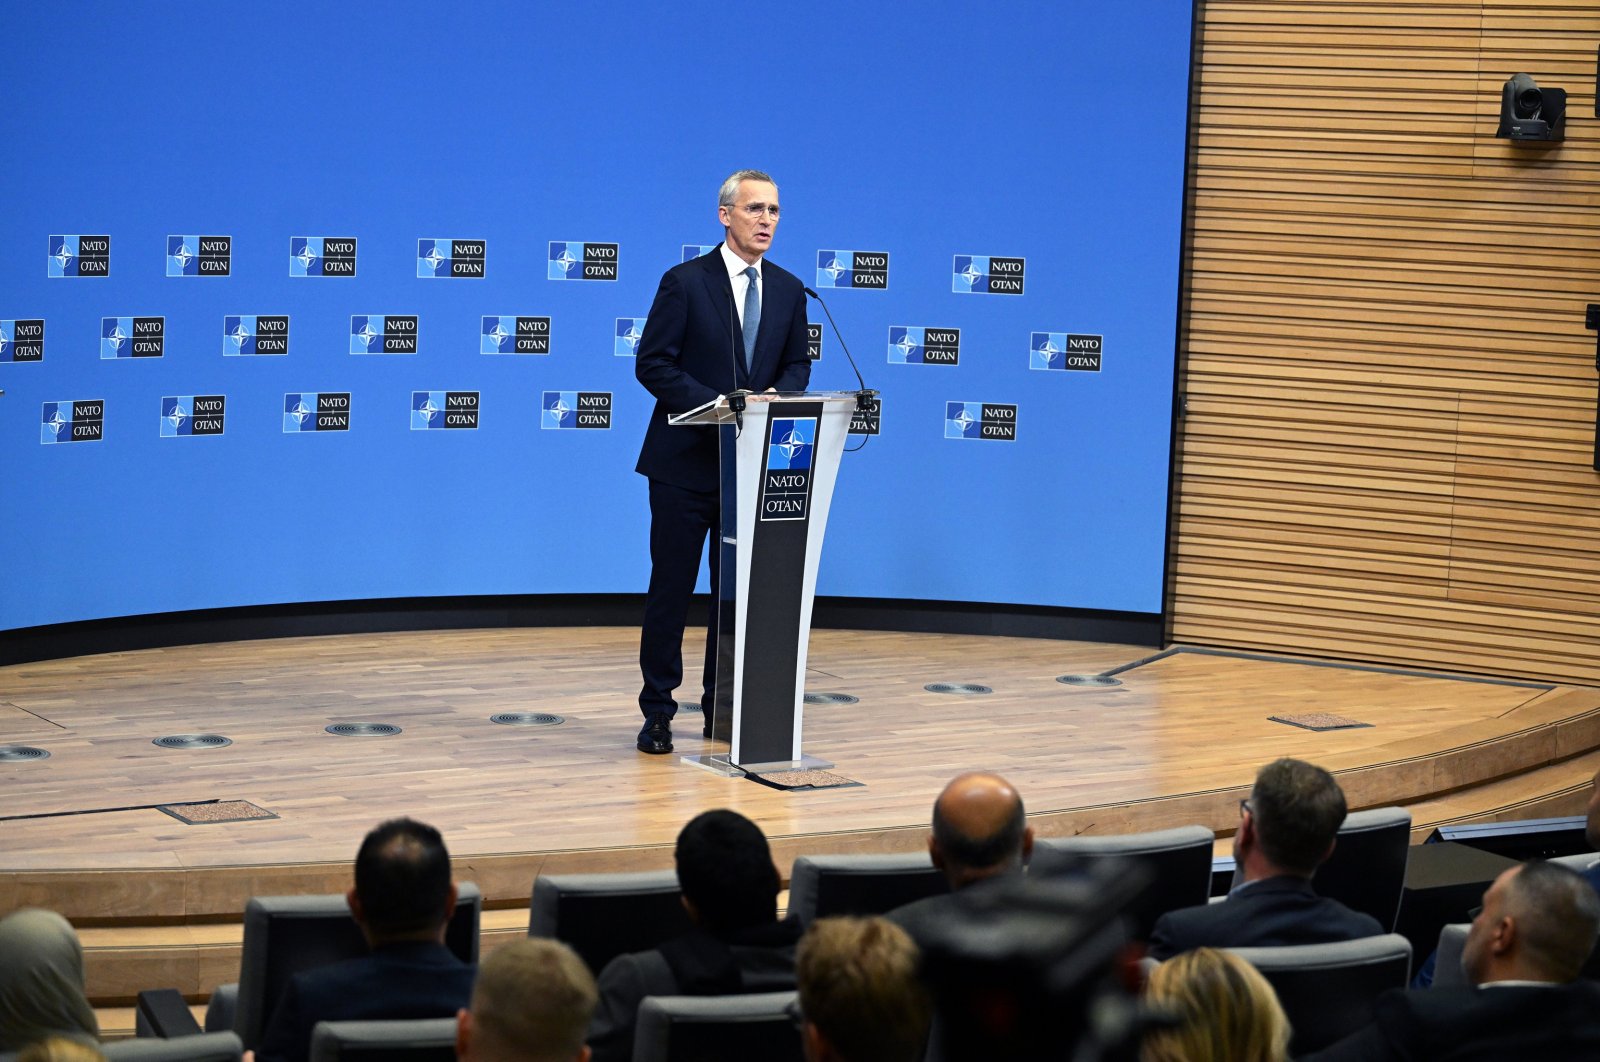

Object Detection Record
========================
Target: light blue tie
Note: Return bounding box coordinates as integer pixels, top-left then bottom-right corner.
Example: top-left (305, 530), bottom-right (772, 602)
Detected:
top-left (741, 266), bottom-right (760, 369)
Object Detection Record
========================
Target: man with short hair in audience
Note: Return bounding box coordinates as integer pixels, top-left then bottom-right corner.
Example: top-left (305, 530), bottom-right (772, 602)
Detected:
top-left (795, 916), bottom-right (929, 1062)
top-left (457, 938), bottom-right (596, 1062)
top-left (586, 809), bottom-right (801, 1062)
top-left (1149, 757), bottom-right (1381, 960)
top-left (254, 817), bottom-right (476, 1062)
top-left (886, 771), bottom-right (1033, 948)
top-left (1305, 860), bottom-right (1600, 1060)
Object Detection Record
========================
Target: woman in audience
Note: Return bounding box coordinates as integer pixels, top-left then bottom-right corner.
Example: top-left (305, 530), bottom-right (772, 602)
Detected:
top-left (0, 909), bottom-right (100, 1054)
top-left (1143, 947), bottom-right (1289, 1062)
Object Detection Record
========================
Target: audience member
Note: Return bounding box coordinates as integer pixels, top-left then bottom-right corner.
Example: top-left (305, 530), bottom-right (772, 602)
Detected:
top-left (0, 909), bottom-right (99, 1054)
top-left (1582, 766), bottom-right (1600, 892)
top-left (15, 1038), bottom-right (105, 1062)
top-left (887, 771), bottom-right (1033, 947)
top-left (586, 809), bottom-right (801, 1062)
top-left (1305, 860), bottom-right (1600, 1060)
top-left (254, 817), bottom-right (476, 1062)
top-left (457, 938), bottom-right (596, 1062)
top-left (1142, 947), bottom-right (1289, 1062)
top-left (795, 916), bottom-right (929, 1062)
top-left (1149, 758), bottom-right (1381, 960)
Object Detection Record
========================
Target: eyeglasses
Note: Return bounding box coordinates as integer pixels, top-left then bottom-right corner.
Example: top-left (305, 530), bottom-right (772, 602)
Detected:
top-left (737, 203), bottom-right (781, 220)
top-left (784, 998), bottom-right (805, 1030)
top-left (1239, 799), bottom-right (1253, 818)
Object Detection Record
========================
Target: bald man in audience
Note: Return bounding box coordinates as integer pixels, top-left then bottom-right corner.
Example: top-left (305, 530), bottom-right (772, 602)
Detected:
top-left (1305, 860), bottom-right (1600, 1061)
top-left (457, 938), bottom-right (596, 1062)
top-left (886, 772), bottom-right (1033, 947)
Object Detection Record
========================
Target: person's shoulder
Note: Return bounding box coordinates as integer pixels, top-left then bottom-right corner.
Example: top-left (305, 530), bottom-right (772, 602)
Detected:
top-left (761, 258), bottom-right (804, 292)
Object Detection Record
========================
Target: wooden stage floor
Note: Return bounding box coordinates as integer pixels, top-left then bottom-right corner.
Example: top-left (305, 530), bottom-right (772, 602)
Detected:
top-left (4, 627), bottom-right (1599, 908)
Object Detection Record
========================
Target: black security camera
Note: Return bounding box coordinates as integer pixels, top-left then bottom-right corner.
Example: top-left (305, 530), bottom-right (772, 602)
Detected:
top-left (1497, 73), bottom-right (1565, 141)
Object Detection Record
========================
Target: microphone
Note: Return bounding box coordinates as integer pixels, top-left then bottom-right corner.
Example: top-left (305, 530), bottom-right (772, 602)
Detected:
top-left (803, 286), bottom-right (877, 412)
top-left (726, 289), bottom-right (746, 431)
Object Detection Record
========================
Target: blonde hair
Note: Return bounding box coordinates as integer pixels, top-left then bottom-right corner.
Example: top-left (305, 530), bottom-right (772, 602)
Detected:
top-left (1143, 948), bottom-right (1290, 1062)
top-left (797, 916), bottom-right (930, 1062)
top-left (468, 938), bottom-right (596, 1062)
top-left (17, 1038), bottom-right (106, 1062)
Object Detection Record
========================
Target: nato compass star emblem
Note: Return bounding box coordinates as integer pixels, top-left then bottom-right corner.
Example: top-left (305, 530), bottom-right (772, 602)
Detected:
top-left (552, 247), bottom-right (577, 275)
top-left (171, 243), bottom-right (194, 269)
top-left (959, 261), bottom-right (984, 287)
top-left (105, 324), bottom-right (128, 352)
top-left (0, 326), bottom-right (10, 356)
top-left (545, 395), bottom-right (571, 424)
top-left (289, 399), bottom-right (314, 426)
top-left (486, 321), bottom-right (511, 346)
top-left (230, 320), bottom-right (252, 351)
top-left (46, 409), bottom-right (68, 436)
top-left (53, 242), bottom-right (75, 271)
top-left (166, 404), bottom-right (188, 431)
top-left (620, 322), bottom-right (643, 352)
top-left (778, 430), bottom-right (806, 461)
top-left (417, 396), bottom-right (441, 423)
top-left (1035, 337), bottom-right (1060, 364)
top-left (423, 244), bottom-right (447, 274)
top-left (821, 256), bottom-right (847, 283)
top-left (953, 407), bottom-right (977, 434)
top-left (894, 333), bottom-right (918, 360)
top-left (355, 320), bottom-right (381, 350)
top-left (295, 245), bottom-right (319, 270)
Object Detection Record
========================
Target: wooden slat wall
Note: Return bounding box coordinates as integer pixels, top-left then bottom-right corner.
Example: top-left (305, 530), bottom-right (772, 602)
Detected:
top-left (1174, 1), bottom-right (1600, 683)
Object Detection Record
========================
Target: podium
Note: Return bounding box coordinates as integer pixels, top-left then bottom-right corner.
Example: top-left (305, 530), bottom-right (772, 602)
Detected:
top-left (667, 391), bottom-right (860, 773)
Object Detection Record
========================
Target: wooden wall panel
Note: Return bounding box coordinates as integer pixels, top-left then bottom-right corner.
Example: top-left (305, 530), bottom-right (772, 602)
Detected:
top-left (1173, 2), bottom-right (1600, 683)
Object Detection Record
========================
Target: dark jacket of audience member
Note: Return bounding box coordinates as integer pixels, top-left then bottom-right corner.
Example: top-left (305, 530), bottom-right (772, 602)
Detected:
top-left (255, 818), bottom-right (476, 1062)
top-left (887, 771), bottom-right (1033, 949)
top-left (1305, 860), bottom-right (1600, 1061)
top-left (1150, 758), bottom-right (1381, 960)
top-left (587, 810), bottom-right (800, 1062)
top-left (0, 909), bottom-right (99, 1054)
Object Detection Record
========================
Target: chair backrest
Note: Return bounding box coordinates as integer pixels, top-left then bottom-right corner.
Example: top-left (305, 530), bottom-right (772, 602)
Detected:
top-left (1313, 807), bottom-right (1412, 932)
top-left (234, 882), bottom-right (481, 1050)
top-left (528, 869), bottom-right (694, 975)
top-left (1228, 933), bottom-right (1412, 1055)
top-left (101, 1032), bottom-right (245, 1061)
top-left (787, 853), bottom-right (946, 926)
top-left (1432, 922), bottom-right (1471, 988)
top-left (633, 991), bottom-right (803, 1062)
top-left (309, 1018), bottom-right (457, 1061)
top-left (1031, 826), bottom-right (1215, 941)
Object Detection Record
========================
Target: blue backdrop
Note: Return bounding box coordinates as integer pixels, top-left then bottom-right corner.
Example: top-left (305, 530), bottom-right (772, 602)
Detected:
top-left (0, 2), bottom-right (1195, 632)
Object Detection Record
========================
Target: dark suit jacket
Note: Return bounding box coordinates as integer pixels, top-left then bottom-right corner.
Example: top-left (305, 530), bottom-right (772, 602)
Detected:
top-left (254, 940), bottom-right (476, 1062)
top-left (634, 246), bottom-right (812, 492)
top-left (1147, 874), bottom-right (1383, 960)
top-left (1302, 981), bottom-right (1600, 1061)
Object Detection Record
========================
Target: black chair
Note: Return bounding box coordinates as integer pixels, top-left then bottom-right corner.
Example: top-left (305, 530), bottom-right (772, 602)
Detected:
top-left (528, 869), bottom-right (693, 975)
top-left (202, 883), bottom-right (482, 1050)
top-left (1315, 807), bottom-right (1412, 932)
top-left (309, 1018), bottom-right (457, 1061)
top-left (786, 853), bottom-right (946, 925)
top-left (100, 1033), bottom-right (244, 1061)
top-left (1031, 825), bottom-right (1214, 941)
top-left (1229, 934), bottom-right (1412, 1055)
top-left (633, 992), bottom-right (803, 1062)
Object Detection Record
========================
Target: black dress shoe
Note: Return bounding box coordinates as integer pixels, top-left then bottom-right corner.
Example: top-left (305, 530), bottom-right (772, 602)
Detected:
top-left (637, 721), bottom-right (673, 755)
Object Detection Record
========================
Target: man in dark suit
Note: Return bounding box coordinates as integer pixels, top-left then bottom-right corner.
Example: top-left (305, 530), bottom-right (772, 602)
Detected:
top-left (254, 818), bottom-right (476, 1062)
top-left (1304, 859), bottom-right (1600, 1061)
top-left (586, 810), bottom-right (802, 1062)
top-left (1148, 758), bottom-right (1382, 960)
top-left (632, 170), bottom-right (812, 754)
top-left (886, 772), bottom-right (1034, 948)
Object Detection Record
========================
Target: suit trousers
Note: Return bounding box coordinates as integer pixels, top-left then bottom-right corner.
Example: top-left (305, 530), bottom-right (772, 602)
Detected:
top-left (638, 478), bottom-right (720, 732)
